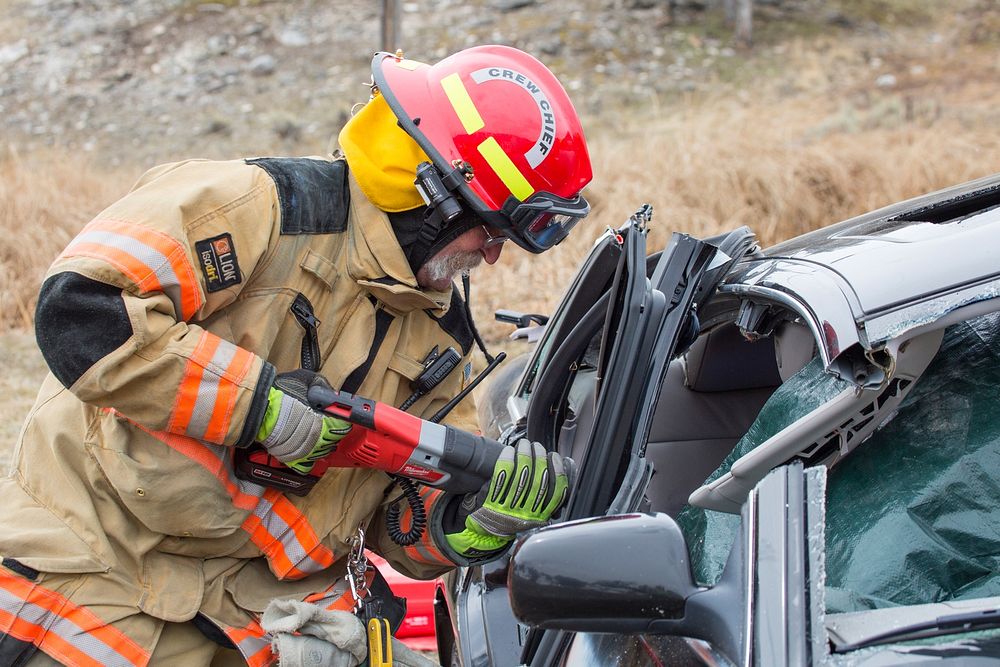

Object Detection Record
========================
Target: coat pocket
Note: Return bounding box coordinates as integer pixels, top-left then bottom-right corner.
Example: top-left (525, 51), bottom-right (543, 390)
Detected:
top-left (0, 477), bottom-right (111, 574)
top-left (87, 441), bottom-right (249, 540)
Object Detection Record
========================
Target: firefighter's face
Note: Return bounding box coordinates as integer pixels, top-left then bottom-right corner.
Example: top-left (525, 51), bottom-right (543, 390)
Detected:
top-left (416, 226), bottom-right (504, 291)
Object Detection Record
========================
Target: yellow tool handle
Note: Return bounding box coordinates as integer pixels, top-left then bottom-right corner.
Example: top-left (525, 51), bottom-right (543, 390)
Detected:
top-left (367, 617), bottom-right (393, 667)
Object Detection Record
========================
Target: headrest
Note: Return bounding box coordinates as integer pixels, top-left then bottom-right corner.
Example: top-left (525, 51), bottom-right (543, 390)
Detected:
top-left (684, 324), bottom-right (782, 392)
top-left (773, 321), bottom-right (817, 381)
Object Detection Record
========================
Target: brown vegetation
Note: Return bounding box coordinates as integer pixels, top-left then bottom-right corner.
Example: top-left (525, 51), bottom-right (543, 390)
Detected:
top-left (472, 88), bottom-right (1000, 341)
top-left (0, 149), bottom-right (133, 329)
top-left (2, 10), bottom-right (999, 343)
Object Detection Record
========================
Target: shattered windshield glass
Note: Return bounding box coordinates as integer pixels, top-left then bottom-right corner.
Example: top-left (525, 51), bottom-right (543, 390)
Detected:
top-left (680, 311), bottom-right (1000, 614)
top-left (825, 311), bottom-right (1000, 612)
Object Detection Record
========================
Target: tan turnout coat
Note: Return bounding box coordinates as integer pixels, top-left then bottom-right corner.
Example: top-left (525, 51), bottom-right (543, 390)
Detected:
top-left (0, 156), bottom-right (479, 666)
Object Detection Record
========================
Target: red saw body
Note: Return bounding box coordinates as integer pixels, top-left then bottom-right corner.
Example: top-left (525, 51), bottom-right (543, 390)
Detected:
top-left (235, 383), bottom-right (504, 497)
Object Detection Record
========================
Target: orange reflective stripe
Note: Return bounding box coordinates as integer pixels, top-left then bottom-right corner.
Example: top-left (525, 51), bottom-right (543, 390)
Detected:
top-left (267, 494), bottom-right (336, 569)
top-left (243, 489), bottom-right (337, 580)
top-left (61, 218), bottom-right (204, 320)
top-left (402, 489), bottom-right (452, 566)
top-left (66, 241), bottom-right (166, 294)
top-left (303, 568), bottom-right (375, 611)
top-left (204, 345), bottom-right (253, 444)
top-left (224, 621), bottom-right (274, 667)
top-left (241, 512), bottom-right (308, 581)
top-left (167, 332), bottom-right (255, 444)
top-left (169, 334), bottom-right (219, 437)
top-left (0, 612), bottom-right (105, 667)
top-left (0, 570), bottom-right (150, 667)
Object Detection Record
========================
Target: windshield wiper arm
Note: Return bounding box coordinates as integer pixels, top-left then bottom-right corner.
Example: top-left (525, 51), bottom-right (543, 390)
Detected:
top-left (834, 608), bottom-right (1000, 652)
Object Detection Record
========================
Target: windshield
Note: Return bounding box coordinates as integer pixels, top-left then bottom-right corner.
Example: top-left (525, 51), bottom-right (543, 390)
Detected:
top-left (675, 309), bottom-right (1000, 658)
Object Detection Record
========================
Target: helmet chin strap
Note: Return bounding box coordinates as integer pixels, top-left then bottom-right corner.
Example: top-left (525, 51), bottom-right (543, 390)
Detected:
top-left (462, 272), bottom-right (495, 365)
top-left (387, 207), bottom-right (482, 279)
top-left (407, 160), bottom-right (481, 270)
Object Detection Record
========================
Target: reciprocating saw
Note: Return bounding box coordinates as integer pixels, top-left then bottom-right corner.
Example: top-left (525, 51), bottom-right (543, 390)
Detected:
top-left (234, 378), bottom-right (505, 497)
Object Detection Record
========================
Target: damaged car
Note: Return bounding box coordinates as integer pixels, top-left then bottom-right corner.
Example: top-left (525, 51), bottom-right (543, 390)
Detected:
top-left (436, 172), bottom-right (1000, 666)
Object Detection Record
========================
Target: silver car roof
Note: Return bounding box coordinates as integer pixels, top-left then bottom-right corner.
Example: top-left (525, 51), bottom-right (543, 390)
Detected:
top-left (720, 172), bottom-right (1000, 364)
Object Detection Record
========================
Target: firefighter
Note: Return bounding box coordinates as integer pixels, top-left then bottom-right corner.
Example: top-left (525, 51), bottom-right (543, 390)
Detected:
top-left (0, 45), bottom-right (592, 665)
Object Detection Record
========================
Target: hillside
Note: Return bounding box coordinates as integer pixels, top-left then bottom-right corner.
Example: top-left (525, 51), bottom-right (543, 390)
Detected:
top-left (1, 0), bottom-right (998, 342)
top-left (1, 0), bottom-right (998, 463)
top-left (2, 0), bottom-right (994, 165)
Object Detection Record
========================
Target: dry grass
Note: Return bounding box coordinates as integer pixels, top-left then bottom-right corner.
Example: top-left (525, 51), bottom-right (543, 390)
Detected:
top-left (473, 92), bottom-right (1000, 341)
top-left (2, 26), bottom-right (999, 343)
top-left (0, 149), bottom-right (133, 329)
top-left (0, 331), bottom-right (47, 468)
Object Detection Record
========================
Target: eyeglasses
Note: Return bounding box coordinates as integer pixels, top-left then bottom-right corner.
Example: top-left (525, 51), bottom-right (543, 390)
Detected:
top-left (481, 224), bottom-right (508, 248)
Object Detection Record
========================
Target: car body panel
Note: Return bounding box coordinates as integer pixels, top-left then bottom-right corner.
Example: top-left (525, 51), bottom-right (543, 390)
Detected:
top-left (444, 173), bottom-right (1000, 666)
top-left (721, 174), bottom-right (1000, 365)
top-left (367, 554), bottom-right (438, 651)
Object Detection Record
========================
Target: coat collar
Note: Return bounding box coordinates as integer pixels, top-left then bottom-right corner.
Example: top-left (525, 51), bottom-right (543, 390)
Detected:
top-left (345, 173), bottom-right (452, 314)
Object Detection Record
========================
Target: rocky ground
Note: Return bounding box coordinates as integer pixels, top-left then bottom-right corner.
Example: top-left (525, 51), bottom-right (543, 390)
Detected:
top-left (0, 0), bottom-right (871, 166)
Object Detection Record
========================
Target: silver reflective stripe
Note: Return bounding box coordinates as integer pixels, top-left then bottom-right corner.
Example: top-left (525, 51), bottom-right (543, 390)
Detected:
top-left (251, 495), bottom-right (328, 574)
top-left (0, 587), bottom-right (141, 665)
top-left (186, 339), bottom-right (239, 440)
top-left (209, 444), bottom-right (269, 500)
top-left (408, 541), bottom-right (445, 565)
top-left (236, 476), bottom-right (268, 498)
top-left (234, 633), bottom-right (271, 661)
top-left (68, 229), bottom-right (186, 320)
top-left (201, 444), bottom-right (328, 575)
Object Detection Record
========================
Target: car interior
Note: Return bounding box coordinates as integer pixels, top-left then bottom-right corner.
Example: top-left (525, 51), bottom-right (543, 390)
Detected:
top-left (643, 320), bottom-right (814, 517)
top-left (549, 316), bottom-right (817, 516)
top-left (550, 299), bottom-right (952, 522)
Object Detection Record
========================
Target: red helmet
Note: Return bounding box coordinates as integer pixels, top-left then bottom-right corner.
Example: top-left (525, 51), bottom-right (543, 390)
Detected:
top-left (372, 46), bottom-right (593, 253)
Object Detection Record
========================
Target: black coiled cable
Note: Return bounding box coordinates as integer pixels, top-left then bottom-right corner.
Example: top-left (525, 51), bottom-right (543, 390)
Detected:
top-left (386, 476), bottom-right (427, 546)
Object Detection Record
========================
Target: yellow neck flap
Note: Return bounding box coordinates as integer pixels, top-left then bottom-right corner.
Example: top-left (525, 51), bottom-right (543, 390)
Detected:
top-left (338, 94), bottom-right (430, 213)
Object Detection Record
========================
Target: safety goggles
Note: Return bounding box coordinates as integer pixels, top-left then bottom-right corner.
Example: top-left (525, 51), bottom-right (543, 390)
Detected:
top-left (480, 190), bottom-right (591, 253)
top-left (412, 157), bottom-right (590, 253)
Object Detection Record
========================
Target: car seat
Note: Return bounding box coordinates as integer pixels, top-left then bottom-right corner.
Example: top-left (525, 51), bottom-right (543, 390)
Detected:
top-left (644, 320), bottom-right (815, 516)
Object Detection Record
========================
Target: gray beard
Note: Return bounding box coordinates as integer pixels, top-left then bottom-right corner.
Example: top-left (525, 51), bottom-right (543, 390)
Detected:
top-left (424, 250), bottom-right (482, 284)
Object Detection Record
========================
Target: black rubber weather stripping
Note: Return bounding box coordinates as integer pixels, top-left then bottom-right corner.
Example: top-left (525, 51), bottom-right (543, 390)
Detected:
top-left (525, 291), bottom-right (611, 445)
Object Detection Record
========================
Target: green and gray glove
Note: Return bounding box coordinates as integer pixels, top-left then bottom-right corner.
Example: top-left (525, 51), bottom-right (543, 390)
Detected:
top-left (445, 439), bottom-right (569, 557)
top-left (255, 370), bottom-right (352, 474)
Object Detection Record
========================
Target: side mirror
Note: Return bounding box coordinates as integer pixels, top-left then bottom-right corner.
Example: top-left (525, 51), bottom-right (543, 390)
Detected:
top-left (508, 513), bottom-right (700, 633)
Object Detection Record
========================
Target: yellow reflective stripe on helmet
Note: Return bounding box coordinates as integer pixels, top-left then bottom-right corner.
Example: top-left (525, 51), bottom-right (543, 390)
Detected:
top-left (394, 59), bottom-right (422, 71)
top-left (478, 137), bottom-right (535, 201)
top-left (441, 73), bottom-right (485, 134)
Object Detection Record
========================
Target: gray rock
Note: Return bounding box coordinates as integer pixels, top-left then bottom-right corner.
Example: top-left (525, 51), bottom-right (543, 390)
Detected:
top-left (492, 0), bottom-right (536, 11)
top-left (537, 39), bottom-right (564, 56)
top-left (0, 40), bottom-right (29, 65)
top-left (875, 73), bottom-right (897, 88)
top-left (588, 28), bottom-right (617, 50)
top-left (277, 28), bottom-right (309, 48)
top-left (250, 54), bottom-right (277, 76)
